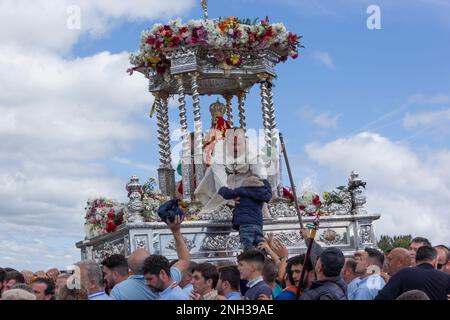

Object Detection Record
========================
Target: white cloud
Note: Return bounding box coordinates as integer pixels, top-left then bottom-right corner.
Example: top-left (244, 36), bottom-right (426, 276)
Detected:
top-left (0, 44), bottom-right (155, 270)
top-left (0, 0), bottom-right (195, 53)
top-left (313, 112), bottom-right (341, 129)
top-left (403, 108), bottom-right (450, 128)
top-left (305, 132), bottom-right (450, 245)
top-left (298, 106), bottom-right (341, 129)
top-left (0, 0), bottom-right (197, 270)
top-left (312, 50), bottom-right (335, 69)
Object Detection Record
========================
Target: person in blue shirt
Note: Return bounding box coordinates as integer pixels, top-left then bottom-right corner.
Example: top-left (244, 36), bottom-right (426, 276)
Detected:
top-left (109, 248), bottom-right (157, 300)
top-left (349, 248), bottom-right (385, 300)
top-left (169, 260), bottom-right (197, 297)
top-left (142, 215), bottom-right (190, 300)
top-left (216, 265), bottom-right (242, 300)
top-left (341, 258), bottom-right (363, 299)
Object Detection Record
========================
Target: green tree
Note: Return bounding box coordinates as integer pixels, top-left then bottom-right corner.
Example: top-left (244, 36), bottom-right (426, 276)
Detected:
top-left (377, 234), bottom-right (412, 253)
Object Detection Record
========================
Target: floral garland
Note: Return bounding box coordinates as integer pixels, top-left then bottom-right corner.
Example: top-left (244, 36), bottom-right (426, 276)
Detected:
top-left (129, 16), bottom-right (302, 74)
top-left (281, 188), bottom-right (343, 216)
top-left (84, 198), bottom-right (127, 237)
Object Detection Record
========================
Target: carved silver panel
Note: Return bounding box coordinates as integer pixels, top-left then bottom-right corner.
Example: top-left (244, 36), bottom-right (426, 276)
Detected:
top-left (359, 225), bottom-right (373, 244)
top-left (147, 48), bottom-right (280, 95)
top-left (268, 200), bottom-right (297, 218)
top-left (201, 234), bottom-right (241, 251)
top-left (134, 234), bottom-right (149, 251)
top-left (319, 229), bottom-right (344, 245)
top-left (198, 204), bottom-right (234, 220)
top-left (273, 231), bottom-right (304, 246)
top-left (92, 241), bottom-right (125, 263)
top-left (165, 236), bottom-right (196, 251)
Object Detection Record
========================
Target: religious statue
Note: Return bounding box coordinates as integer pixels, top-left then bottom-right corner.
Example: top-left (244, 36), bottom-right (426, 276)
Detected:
top-left (194, 100), bottom-right (268, 214)
top-left (203, 99), bottom-right (232, 167)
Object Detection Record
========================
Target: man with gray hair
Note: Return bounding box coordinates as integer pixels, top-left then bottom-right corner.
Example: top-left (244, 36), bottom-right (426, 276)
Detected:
top-left (109, 248), bottom-right (157, 300)
top-left (74, 260), bottom-right (111, 300)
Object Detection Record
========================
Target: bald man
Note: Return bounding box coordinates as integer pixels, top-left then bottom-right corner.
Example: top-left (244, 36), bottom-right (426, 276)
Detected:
top-left (109, 249), bottom-right (156, 300)
top-left (435, 246), bottom-right (450, 274)
top-left (386, 248), bottom-right (411, 276)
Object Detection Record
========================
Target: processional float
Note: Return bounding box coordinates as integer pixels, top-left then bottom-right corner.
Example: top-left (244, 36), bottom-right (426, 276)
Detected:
top-left (76, 1), bottom-right (380, 263)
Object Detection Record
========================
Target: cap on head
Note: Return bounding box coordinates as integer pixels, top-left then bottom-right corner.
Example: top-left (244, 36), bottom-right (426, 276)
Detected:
top-left (319, 247), bottom-right (345, 277)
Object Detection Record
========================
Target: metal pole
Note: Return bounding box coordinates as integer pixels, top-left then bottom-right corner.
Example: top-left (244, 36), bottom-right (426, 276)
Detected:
top-left (279, 132), bottom-right (304, 229)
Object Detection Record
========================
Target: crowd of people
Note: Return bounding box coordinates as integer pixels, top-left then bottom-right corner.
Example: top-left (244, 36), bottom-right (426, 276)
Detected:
top-left (1, 215), bottom-right (449, 301)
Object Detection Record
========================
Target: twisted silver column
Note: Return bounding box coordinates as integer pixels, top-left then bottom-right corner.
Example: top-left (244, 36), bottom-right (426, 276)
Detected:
top-left (154, 96), bottom-right (165, 167)
top-left (176, 75), bottom-right (188, 133)
top-left (162, 97), bottom-right (172, 168)
top-left (190, 72), bottom-right (205, 185)
top-left (224, 94), bottom-right (233, 127)
top-left (267, 82), bottom-right (277, 144)
top-left (155, 94), bottom-right (172, 168)
top-left (260, 80), bottom-right (272, 151)
top-left (237, 91), bottom-right (247, 129)
top-left (176, 75), bottom-right (194, 199)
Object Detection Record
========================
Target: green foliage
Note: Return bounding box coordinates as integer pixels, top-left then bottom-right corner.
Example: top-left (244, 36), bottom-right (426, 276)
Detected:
top-left (377, 234), bottom-right (412, 253)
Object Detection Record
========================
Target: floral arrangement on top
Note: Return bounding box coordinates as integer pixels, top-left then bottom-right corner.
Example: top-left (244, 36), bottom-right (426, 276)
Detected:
top-left (129, 16), bottom-right (302, 75)
top-left (84, 198), bottom-right (127, 237)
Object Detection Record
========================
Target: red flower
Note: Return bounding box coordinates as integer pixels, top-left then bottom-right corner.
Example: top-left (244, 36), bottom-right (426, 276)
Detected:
top-left (312, 195), bottom-right (322, 206)
top-left (299, 204), bottom-right (306, 211)
top-left (107, 211), bottom-right (115, 219)
top-left (288, 32), bottom-right (298, 45)
top-left (264, 26), bottom-right (274, 38)
top-left (292, 52), bottom-right (299, 59)
top-left (173, 35), bottom-right (181, 45)
top-left (146, 36), bottom-right (155, 45)
top-left (106, 221), bottom-right (117, 233)
top-left (180, 27), bottom-right (188, 33)
top-left (282, 187), bottom-right (294, 201)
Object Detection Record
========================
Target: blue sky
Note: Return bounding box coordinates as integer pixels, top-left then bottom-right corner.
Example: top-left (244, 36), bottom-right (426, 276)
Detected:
top-left (1, 0), bottom-right (449, 271)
